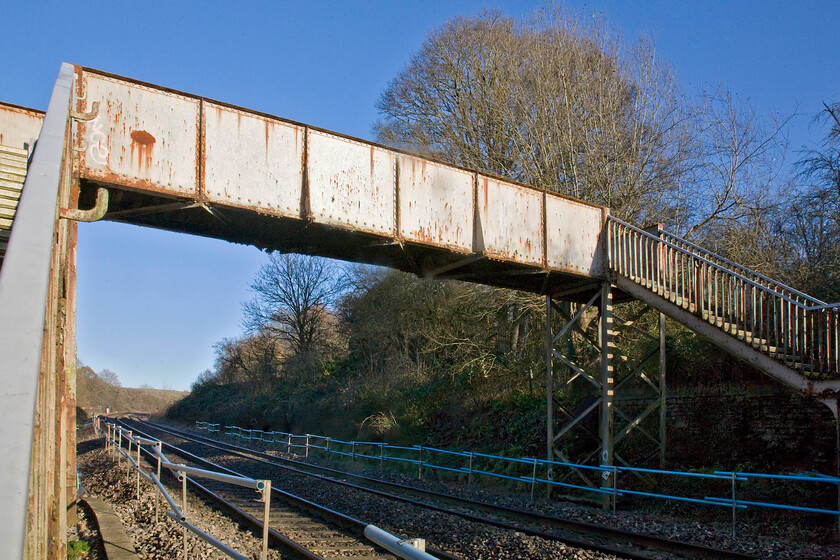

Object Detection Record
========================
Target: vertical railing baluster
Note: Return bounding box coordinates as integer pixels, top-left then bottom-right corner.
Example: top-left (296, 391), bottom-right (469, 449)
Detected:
top-left (606, 217), bottom-right (835, 378)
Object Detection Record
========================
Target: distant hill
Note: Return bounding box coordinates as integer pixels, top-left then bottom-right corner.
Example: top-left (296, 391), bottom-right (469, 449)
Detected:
top-left (77, 366), bottom-right (188, 415)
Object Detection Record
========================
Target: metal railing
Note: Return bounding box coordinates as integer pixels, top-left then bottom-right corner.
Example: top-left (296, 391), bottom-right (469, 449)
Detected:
top-left (651, 224), bottom-right (828, 308)
top-left (200, 421), bottom-right (840, 531)
top-left (95, 418), bottom-right (271, 560)
top-left (607, 216), bottom-right (840, 377)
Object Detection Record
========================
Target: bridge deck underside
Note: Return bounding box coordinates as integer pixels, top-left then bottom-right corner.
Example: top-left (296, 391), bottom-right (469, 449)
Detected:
top-left (82, 180), bottom-right (602, 299)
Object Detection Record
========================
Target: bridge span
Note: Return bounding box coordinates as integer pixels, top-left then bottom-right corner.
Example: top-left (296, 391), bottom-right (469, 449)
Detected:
top-left (1, 63), bottom-right (838, 559)
top-left (72, 67), bottom-right (606, 297)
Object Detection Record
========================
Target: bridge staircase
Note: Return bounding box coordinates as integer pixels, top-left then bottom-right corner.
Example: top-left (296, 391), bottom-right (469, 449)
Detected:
top-left (607, 216), bottom-right (840, 403)
top-left (0, 144), bottom-right (29, 271)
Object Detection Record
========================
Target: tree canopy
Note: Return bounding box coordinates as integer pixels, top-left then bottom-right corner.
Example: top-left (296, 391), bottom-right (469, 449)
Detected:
top-left (375, 10), bottom-right (788, 238)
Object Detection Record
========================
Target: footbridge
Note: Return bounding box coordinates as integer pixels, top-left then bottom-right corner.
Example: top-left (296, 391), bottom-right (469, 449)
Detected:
top-left (2, 64), bottom-right (838, 558)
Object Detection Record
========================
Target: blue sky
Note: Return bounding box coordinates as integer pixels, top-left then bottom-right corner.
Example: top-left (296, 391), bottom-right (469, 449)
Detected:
top-left (1, 1), bottom-right (838, 391)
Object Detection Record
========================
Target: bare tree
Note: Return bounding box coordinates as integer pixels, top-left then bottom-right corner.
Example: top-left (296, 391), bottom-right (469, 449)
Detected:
top-left (98, 368), bottom-right (120, 387)
top-left (375, 10), bottom-right (692, 225)
top-left (375, 9), bottom-right (790, 237)
top-left (212, 334), bottom-right (283, 384)
top-left (243, 254), bottom-right (347, 363)
top-left (681, 86), bottom-right (790, 239)
top-left (781, 100), bottom-right (840, 300)
top-left (799, 101), bottom-right (840, 197)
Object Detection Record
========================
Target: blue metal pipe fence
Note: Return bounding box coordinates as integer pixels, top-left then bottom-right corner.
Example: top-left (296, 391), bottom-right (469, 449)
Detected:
top-left (196, 421), bottom-right (839, 535)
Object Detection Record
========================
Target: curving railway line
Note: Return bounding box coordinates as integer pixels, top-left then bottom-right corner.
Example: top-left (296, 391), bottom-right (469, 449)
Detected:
top-left (109, 417), bottom-right (759, 560)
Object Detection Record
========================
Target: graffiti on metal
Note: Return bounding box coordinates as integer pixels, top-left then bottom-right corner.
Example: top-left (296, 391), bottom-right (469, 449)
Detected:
top-left (80, 73), bottom-right (199, 196)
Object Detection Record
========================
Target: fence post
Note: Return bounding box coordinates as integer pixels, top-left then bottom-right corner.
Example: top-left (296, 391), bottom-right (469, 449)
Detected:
top-left (380, 443), bottom-right (384, 469)
top-left (731, 471), bottom-right (737, 538)
top-left (117, 429), bottom-right (122, 466)
top-left (155, 441), bottom-right (162, 524)
top-left (136, 441), bottom-right (141, 501)
top-left (468, 452), bottom-right (474, 487)
top-left (125, 432), bottom-right (132, 481)
top-left (326, 437), bottom-right (331, 457)
top-left (261, 481), bottom-right (271, 560)
top-left (612, 465), bottom-right (618, 513)
top-left (418, 446), bottom-right (423, 480)
top-left (530, 458), bottom-right (538, 502)
top-left (180, 471), bottom-right (188, 560)
top-left (305, 434), bottom-right (310, 458)
top-left (352, 441), bottom-right (356, 460)
top-left (126, 431), bottom-right (133, 477)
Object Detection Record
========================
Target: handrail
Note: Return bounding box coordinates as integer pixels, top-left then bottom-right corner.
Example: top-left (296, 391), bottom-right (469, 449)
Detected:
top-left (0, 63), bottom-right (75, 560)
top-left (607, 216), bottom-right (835, 312)
top-left (646, 222), bottom-right (827, 307)
top-left (607, 216), bottom-right (840, 376)
top-left (101, 422), bottom-right (271, 560)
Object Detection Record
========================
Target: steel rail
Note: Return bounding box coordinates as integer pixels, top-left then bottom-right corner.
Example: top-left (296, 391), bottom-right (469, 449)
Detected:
top-left (135, 418), bottom-right (759, 560)
top-left (114, 419), bottom-right (453, 560)
top-left (111, 421), bottom-right (340, 560)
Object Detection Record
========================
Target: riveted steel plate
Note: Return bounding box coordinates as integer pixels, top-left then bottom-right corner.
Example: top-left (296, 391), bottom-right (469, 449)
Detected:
top-left (307, 130), bottom-right (395, 235)
top-left (477, 175), bottom-right (543, 265)
top-left (398, 155), bottom-right (473, 252)
top-left (0, 103), bottom-right (43, 149)
top-left (204, 102), bottom-right (303, 217)
top-left (79, 72), bottom-right (199, 196)
top-left (545, 194), bottom-right (604, 276)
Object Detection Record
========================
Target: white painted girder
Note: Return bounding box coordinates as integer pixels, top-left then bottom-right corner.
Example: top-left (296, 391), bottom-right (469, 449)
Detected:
top-left (73, 68), bottom-right (607, 279)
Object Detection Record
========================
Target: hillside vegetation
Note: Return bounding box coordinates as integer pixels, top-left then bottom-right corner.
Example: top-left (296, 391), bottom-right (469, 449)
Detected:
top-left (77, 366), bottom-right (187, 415)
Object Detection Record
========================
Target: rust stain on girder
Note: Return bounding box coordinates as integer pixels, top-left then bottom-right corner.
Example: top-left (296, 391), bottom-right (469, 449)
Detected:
top-left (130, 130), bottom-right (155, 173)
top-left (264, 120), bottom-right (270, 159)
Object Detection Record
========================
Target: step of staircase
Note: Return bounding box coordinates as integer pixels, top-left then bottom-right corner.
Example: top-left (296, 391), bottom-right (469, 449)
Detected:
top-left (0, 144), bottom-right (29, 269)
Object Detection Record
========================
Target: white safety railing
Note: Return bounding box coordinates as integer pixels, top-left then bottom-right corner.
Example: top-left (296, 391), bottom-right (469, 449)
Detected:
top-left (95, 419), bottom-right (271, 560)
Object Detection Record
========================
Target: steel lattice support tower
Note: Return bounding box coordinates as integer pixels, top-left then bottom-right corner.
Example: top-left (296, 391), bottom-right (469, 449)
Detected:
top-left (545, 283), bottom-right (667, 500)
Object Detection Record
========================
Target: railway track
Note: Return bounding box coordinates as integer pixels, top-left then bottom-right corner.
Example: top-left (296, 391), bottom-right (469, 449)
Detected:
top-left (111, 418), bottom-right (457, 560)
top-left (113, 417), bottom-right (759, 560)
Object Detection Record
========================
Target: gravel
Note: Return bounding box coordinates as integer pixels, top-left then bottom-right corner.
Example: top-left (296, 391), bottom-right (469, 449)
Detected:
top-left (194, 425), bottom-right (840, 560)
top-left (76, 425), bottom-right (283, 560)
top-left (80, 421), bottom-right (840, 559)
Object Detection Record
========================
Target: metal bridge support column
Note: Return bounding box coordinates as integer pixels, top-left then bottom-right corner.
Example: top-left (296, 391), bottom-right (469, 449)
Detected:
top-left (820, 398), bottom-right (840, 534)
top-left (659, 312), bottom-right (667, 468)
top-left (599, 283), bottom-right (615, 502)
top-left (546, 284), bottom-right (668, 500)
top-left (545, 295), bottom-right (554, 473)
